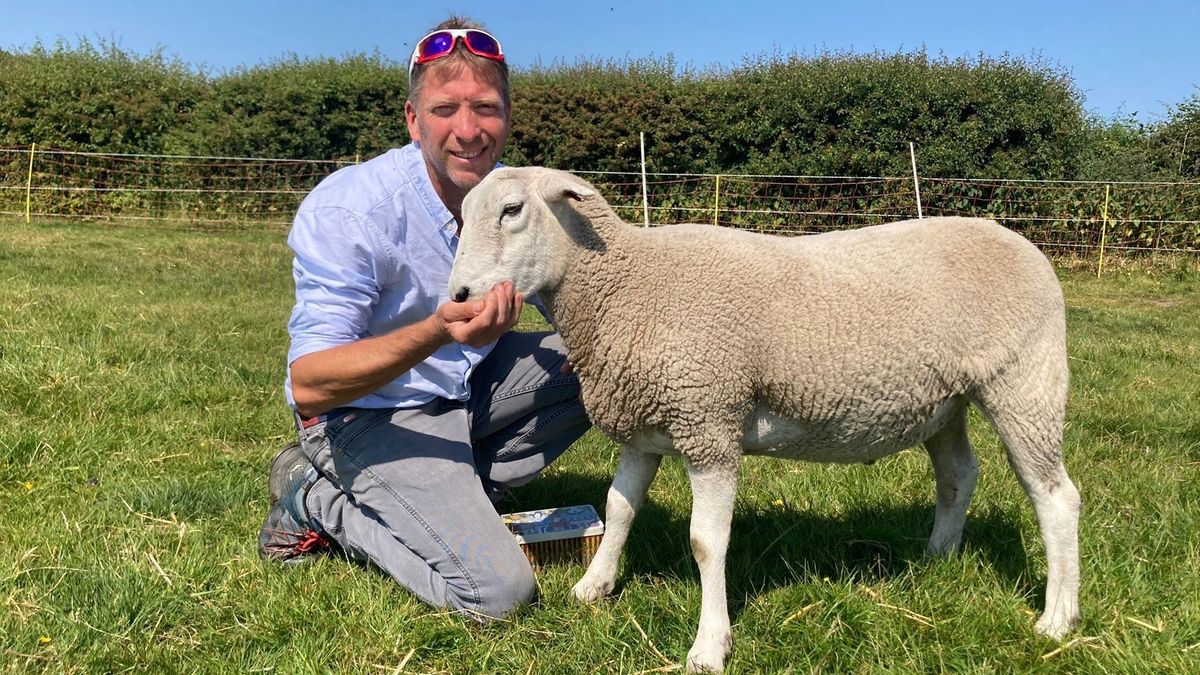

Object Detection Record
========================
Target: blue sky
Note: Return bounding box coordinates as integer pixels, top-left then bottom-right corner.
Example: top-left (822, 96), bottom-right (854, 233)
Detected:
top-left (2, 0), bottom-right (1197, 122)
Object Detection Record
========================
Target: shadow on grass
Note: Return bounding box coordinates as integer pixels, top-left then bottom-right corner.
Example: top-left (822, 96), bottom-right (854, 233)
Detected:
top-left (511, 471), bottom-right (1033, 615)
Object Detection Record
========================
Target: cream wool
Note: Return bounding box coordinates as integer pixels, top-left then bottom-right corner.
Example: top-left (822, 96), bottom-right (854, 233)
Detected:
top-left (449, 167), bottom-right (1081, 673)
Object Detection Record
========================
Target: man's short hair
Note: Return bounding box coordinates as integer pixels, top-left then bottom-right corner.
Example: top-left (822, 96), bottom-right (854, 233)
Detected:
top-left (408, 15), bottom-right (511, 107)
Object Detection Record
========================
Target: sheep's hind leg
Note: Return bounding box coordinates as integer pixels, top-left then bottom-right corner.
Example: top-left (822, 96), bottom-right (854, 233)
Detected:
top-left (924, 399), bottom-right (979, 556)
top-left (682, 456), bottom-right (739, 673)
top-left (572, 445), bottom-right (661, 603)
top-left (977, 365), bottom-right (1080, 639)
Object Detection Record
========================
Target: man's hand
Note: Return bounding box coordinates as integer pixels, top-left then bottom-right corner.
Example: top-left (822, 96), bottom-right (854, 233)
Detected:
top-left (291, 281), bottom-right (524, 416)
top-left (435, 280), bottom-right (524, 348)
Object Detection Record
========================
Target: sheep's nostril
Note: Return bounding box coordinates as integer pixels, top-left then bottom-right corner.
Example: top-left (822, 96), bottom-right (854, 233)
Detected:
top-left (453, 287), bottom-right (470, 303)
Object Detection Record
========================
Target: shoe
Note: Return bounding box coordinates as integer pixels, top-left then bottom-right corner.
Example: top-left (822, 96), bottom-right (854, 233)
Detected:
top-left (258, 459), bottom-right (332, 565)
top-left (267, 442), bottom-right (309, 506)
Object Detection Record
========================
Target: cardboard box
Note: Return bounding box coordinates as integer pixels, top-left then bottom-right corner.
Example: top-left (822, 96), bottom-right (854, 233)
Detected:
top-left (502, 504), bottom-right (605, 569)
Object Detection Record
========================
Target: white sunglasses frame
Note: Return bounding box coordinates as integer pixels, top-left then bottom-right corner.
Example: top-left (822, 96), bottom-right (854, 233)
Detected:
top-left (407, 29), bottom-right (506, 77)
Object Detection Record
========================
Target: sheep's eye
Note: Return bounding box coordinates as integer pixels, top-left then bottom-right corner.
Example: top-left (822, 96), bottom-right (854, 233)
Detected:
top-left (501, 203), bottom-right (523, 218)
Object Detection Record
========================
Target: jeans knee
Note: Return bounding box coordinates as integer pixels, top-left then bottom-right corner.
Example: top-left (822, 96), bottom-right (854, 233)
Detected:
top-left (468, 562), bottom-right (537, 621)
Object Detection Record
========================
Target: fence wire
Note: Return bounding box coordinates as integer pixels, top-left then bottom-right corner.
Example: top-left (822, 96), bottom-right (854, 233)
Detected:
top-left (2, 147), bottom-right (1198, 253)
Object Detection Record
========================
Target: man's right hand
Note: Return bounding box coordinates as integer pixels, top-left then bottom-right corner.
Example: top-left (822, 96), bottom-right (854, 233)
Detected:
top-left (435, 280), bottom-right (524, 348)
top-left (291, 281), bottom-right (523, 417)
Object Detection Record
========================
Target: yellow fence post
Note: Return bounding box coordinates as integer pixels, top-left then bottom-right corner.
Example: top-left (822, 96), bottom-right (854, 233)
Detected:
top-left (713, 175), bottom-right (721, 225)
top-left (25, 142), bottom-right (37, 223)
top-left (1097, 184), bottom-right (1111, 278)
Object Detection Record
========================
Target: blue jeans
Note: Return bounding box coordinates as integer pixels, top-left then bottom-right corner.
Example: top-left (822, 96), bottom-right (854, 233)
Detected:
top-left (295, 330), bottom-right (590, 620)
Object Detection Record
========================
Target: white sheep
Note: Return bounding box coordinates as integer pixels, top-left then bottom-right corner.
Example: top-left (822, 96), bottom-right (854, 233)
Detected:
top-left (448, 167), bottom-right (1081, 673)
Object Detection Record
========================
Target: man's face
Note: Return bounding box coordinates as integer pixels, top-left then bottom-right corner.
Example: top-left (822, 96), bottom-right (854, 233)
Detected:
top-left (405, 64), bottom-right (510, 212)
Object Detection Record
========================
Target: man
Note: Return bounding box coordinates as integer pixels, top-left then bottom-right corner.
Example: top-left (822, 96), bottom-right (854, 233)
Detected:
top-left (258, 16), bottom-right (591, 621)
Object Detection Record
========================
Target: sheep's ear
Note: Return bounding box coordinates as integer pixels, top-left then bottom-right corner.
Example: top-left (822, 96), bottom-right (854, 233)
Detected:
top-left (539, 172), bottom-right (596, 204)
top-left (559, 184), bottom-right (595, 202)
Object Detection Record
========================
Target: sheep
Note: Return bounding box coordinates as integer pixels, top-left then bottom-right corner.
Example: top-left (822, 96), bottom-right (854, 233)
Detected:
top-left (448, 167), bottom-right (1081, 673)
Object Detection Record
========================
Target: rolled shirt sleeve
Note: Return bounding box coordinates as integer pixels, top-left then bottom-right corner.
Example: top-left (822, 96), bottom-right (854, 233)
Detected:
top-left (286, 205), bottom-right (398, 365)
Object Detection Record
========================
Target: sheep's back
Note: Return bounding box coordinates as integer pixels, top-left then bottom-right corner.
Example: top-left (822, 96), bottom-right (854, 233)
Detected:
top-left (615, 216), bottom-right (1063, 448)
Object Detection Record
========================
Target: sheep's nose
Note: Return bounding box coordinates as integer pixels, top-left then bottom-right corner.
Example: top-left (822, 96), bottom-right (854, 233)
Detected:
top-left (453, 287), bottom-right (470, 303)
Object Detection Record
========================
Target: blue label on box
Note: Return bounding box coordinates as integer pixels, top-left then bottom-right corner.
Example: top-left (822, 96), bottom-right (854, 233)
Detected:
top-left (502, 504), bottom-right (605, 544)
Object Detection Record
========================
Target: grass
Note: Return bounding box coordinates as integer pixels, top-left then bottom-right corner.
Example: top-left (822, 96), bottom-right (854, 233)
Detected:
top-left (1, 219), bottom-right (1198, 673)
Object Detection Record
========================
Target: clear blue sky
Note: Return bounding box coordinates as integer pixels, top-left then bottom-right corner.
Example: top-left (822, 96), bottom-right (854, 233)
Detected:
top-left (3, 0), bottom-right (1197, 122)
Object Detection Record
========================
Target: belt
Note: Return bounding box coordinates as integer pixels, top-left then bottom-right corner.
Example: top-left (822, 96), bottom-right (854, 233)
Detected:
top-left (296, 406), bottom-right (367, 429)
top-left (296, 408), bottom-right (346, 430)
top-left (297, 402), bottom-right (447, 430)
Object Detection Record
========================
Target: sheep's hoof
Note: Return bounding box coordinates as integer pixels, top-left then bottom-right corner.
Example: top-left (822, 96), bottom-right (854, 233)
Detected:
top-left (685, 637), bottom-right (730, 673)
top-left (924, 537), bottom-right (962, 557)
top-left (570, 577), bottom-right (613, 604)
top-left (1035, 611), bottom-right (1080, 640)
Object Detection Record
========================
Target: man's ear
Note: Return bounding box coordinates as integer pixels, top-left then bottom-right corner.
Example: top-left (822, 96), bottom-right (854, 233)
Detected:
top-left (539, 170), bottom-right (596, 204)
top-left (404, 100), bottom-right (420, 143)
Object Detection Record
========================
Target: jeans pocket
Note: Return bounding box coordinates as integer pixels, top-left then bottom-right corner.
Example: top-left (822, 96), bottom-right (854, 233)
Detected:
top-left (326, 408), bottom-right (393, 460)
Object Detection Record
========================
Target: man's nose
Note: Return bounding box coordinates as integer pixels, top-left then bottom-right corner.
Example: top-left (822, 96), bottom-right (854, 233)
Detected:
top-left (453, 109), bottom-right (481, 139)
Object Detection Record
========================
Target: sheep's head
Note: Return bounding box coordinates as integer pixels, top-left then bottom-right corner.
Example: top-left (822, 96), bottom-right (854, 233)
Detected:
top-left (449, 167), bottom-right (596, 302)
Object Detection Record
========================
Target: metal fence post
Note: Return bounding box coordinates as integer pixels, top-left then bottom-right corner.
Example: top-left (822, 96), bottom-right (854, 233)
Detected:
top-left (25, 143), bottom-right (37, 223)
top-left (713, 175), bottom-right (721, 225)
top-left (909, 142), bottom-right (923, 219)
top-left (1097, 184), bottom-right (1111, 278)
top-left (639, 132), bottom-right (649, 228)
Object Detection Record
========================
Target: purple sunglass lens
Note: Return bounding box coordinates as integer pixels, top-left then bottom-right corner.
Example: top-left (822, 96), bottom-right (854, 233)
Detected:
top-left (463, 31), bottom-right (501, 56)
top-left (419, 32), bottom-right (456, 60)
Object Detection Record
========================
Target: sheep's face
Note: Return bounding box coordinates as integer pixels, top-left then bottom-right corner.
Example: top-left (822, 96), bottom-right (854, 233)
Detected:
top-left (449, 167), bottom-right (595, 302)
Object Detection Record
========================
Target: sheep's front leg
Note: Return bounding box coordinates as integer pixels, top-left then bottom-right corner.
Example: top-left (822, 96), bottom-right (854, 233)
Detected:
top-left (683, 458), bottom-right (739, 673)
top-left (572, 445), bottom-right (661, 602)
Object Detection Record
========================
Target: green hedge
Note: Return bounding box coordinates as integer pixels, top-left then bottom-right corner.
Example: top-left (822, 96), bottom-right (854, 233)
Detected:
top-left (0, 39), bottom-right (204, 153)
top-left (1, 40), bottom-right (1195, 183)
top-left (1149, 92), bottom-right (1200, 178)
top-left (509, 51), bottom-right (1089, 179)
top-left (162, 53), bottom-right (409, 160)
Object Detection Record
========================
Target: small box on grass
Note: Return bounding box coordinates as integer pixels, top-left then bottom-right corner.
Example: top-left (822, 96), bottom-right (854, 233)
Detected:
top-left (502, 504), bottom-right (604, 568)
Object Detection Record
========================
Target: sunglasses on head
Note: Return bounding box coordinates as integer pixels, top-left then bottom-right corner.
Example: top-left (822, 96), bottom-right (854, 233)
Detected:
top-left (408, 28), bottom-right (505, 76)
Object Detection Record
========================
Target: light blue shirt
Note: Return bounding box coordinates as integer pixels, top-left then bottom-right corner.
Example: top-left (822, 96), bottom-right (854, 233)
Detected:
top-left (284, 143), bottom-right (493, 409)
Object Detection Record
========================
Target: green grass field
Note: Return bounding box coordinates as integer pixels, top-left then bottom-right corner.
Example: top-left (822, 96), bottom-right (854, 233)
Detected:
top-left (2, 220), bottom-right (1198, 673)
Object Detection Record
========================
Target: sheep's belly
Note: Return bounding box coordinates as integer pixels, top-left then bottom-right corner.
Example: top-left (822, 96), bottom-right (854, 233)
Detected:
top-left (742, 400), bottom-right (959, 464)
top-left (739, 398), bottom-right (955, 461)
top-left (626, 400), bottom-right (959, 464)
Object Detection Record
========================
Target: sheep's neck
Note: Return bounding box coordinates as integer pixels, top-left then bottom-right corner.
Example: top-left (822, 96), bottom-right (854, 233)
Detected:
top-left (542, 206), bottom-right (635, 379)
